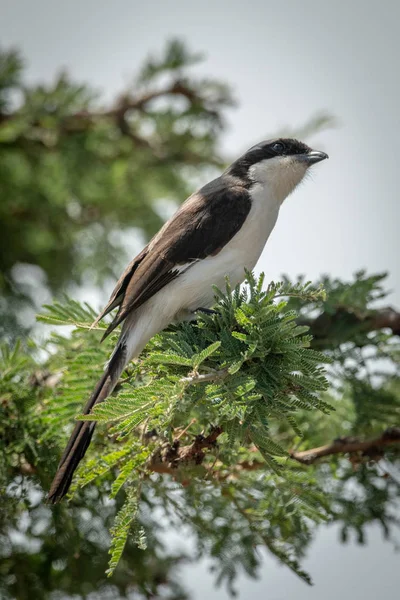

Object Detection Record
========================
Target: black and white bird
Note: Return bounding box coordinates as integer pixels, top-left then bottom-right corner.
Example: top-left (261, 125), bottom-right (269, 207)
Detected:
top-left (48, 138), bottom-right (328, 502)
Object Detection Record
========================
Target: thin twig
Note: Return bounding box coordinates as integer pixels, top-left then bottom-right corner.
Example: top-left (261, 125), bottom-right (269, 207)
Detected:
top-left (180, 368), bottom-right (228, 385)
top-left (175, 418), bottom-right (197, 440)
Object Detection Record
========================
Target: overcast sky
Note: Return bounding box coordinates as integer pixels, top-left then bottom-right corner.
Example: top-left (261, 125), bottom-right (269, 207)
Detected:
top-left (2, 0), bottom-right (399, 597)
top-left (3, 0), bottom-right (399, 304)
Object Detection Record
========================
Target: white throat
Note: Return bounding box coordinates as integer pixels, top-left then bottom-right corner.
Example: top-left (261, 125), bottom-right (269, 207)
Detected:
top-left (248, 156), bottom-right (308, 205)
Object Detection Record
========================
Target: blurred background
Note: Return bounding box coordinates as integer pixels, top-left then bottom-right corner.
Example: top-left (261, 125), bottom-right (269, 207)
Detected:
top-left (1, 1), bottom-right (399, 598)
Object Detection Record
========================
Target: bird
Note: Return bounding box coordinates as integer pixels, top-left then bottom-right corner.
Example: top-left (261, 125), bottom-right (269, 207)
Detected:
top-left (48, 137), bottom-right (328, 503)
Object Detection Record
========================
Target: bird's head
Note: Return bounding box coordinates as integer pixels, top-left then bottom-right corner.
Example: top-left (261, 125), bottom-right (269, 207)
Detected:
top-left (228, 138), bottom-right (328, 203)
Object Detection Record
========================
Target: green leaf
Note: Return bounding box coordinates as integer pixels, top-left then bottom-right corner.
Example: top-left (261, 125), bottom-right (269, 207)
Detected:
top-left (107, 485), bottom-right (144, 576)
top-left (148, 353), bottom-right (193, 366)
top-left (192, 341), bottom-right (221, 368)
top-left (250, 427), bottom-right (287, 457)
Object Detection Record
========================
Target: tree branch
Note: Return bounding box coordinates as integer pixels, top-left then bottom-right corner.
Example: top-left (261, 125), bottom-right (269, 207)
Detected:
top-left (2, 78), bottom-right (226, 163)
top-left (148, 426), bottom-right (223, 475)
top-left (146, 426), bottom-right (400, 480)
top-left (367, 307), bottom-right (400, 334)
top-left (180, 368), bottom-right (228, 386)
top-left (289, 427), bottom-right (400, 465)
top-left (302, 306), bottom-right (400, 349)
top-left (103, 81), bottom-right (213, 116)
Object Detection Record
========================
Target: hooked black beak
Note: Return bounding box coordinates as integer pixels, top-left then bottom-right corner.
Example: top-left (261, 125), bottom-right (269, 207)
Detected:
top-left (301, 150), bottom-right (329, 165)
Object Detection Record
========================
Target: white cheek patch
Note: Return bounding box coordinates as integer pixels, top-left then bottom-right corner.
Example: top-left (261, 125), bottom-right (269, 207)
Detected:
top-left (249, 156), bottom-right (308, 204)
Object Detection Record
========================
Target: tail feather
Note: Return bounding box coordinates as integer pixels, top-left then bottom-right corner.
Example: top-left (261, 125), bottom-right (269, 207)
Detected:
top-left (47, 341), bottom-right (127, 503)
top-left (49, 421), bottom-right (96, 502)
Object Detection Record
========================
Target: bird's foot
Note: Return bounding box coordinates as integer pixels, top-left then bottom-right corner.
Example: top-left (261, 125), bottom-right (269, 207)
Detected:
top-left (195, 307), bottom-right (217, 316)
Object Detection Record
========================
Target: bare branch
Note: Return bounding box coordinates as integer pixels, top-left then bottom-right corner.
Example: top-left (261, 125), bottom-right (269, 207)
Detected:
top-left (368, 307), bottom-right (400, 335)
top-left (302, 306), bottom-right (400, 349)
top-left (289, 427), bottom-right (400, 465)
top-left (104, 81), bottom-right (210, 116)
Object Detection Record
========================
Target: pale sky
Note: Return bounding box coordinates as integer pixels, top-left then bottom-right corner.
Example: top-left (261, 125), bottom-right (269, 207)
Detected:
top-left (2, 0), bottom-right (399, 304)
top-left (2, 0), bottom-right (399, 597)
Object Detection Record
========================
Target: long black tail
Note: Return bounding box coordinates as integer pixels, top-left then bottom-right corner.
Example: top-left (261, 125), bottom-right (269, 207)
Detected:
top-left (47, 342), bottom-right (126, 503)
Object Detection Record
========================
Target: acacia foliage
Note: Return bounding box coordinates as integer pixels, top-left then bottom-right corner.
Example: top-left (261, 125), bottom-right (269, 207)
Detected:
top-left (39, 274), bottom-right (331, 580)
top-left (0, 39), bottom-right (233, 337)
top-left (2, 272), bottom-right (399, 598)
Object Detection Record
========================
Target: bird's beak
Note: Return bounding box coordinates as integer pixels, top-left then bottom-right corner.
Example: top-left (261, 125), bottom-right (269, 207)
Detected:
top-left (299, 150), bottom-right (329, 165)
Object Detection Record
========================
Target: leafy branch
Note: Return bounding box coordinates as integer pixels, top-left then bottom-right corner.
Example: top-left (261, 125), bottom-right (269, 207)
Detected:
top-left (27, 271), bottom-right (400, 586)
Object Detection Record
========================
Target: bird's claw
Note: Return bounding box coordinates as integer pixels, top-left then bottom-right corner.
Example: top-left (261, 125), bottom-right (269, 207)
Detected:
top-left (195, 307), bottom-right (217, 316)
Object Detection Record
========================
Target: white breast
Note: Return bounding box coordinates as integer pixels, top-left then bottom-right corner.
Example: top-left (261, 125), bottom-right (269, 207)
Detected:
top-left (123, 156), bottom-right (311, 360)
top-left (123, 183), bottom-right (281, 360)
top-left (172, 181), bottom-right (281, 311)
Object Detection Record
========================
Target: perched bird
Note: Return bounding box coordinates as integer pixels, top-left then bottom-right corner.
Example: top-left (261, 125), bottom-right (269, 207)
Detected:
top-left (48, 138), bottom-right (328, 502)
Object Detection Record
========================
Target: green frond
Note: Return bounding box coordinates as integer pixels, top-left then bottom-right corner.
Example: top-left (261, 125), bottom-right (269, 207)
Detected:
top-left (286, 415), bottom-right (304, 438)
top-left (224, 419), bottom-right (242, 448)
top-left (192, 341), bottom-right (221, 368)
top-left (37, 295), bottom-right (101, 328)
top-left (74, 446), bottom-right (132, 490)
top-left (22, 271), bottom-right (398, 584)
top-left (147, 353), bottom-right (193, 366)
top-left (250, 426), bottom-right (287, 457)
top-left (110, 450), bottom-right (152, 498)
top-left (107, 485), bottom-right (144, 577)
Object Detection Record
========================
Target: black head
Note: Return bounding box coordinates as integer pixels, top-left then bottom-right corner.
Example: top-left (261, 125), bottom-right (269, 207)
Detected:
top-left (227, 138), bottom-right (328, 183)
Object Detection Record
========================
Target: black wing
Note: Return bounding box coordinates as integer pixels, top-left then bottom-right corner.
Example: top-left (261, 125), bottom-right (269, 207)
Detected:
top-left (97, 176), bottom-right (252, 339)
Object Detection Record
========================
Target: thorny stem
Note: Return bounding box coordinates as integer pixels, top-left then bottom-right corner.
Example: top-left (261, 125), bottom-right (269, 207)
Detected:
top-left (180, 368), bottom-right (229, 385)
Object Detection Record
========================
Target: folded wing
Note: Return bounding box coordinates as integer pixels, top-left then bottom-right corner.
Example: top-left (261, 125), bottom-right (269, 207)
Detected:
top-left (96, 178), bottom-right (252, 340)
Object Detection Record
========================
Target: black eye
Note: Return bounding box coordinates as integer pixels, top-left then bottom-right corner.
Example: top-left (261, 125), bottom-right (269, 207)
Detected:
top-left (272, 142), bottom-right (285, 153)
